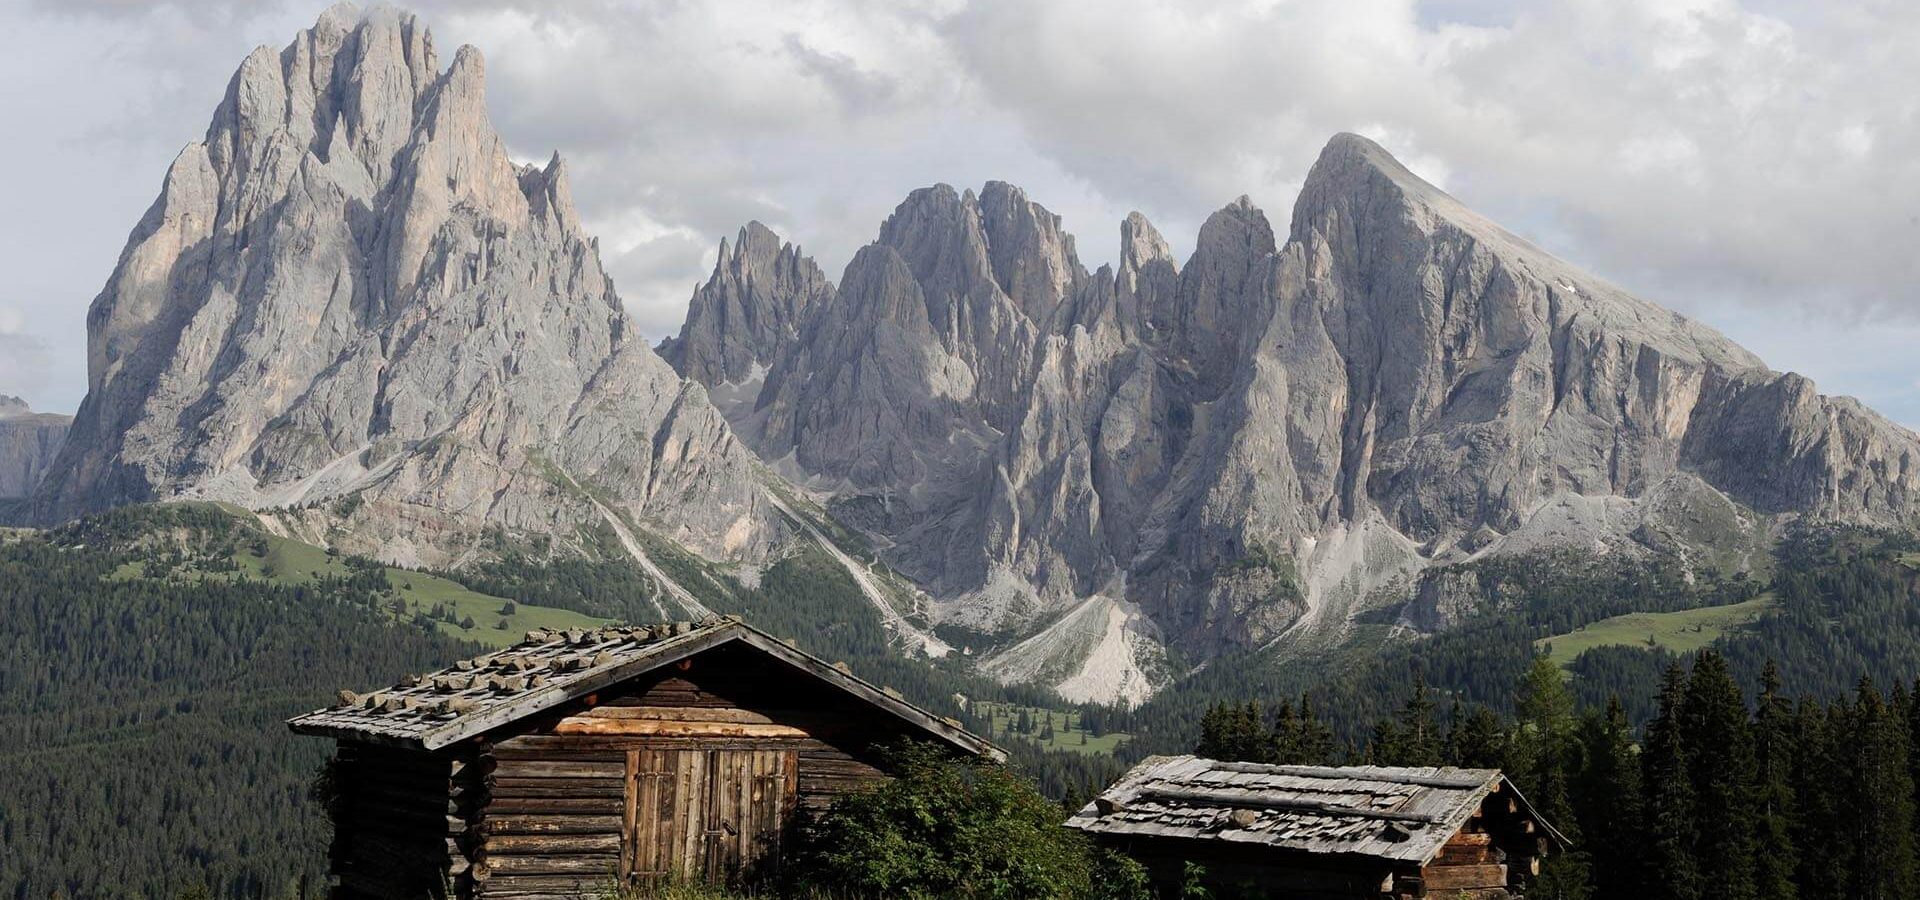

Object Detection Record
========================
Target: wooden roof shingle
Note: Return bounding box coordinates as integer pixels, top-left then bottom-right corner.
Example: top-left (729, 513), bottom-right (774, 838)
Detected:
top-left (286, 616), bottom-right (1003, 760)
top-left (1066, 755), bottom-right (1568, 865)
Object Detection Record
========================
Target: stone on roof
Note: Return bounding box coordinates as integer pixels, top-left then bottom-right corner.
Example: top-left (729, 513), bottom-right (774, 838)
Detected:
top-left (287, 616), bottom-right (1002, 760)
top-left (1066, 755), bottom-right (1566, 865)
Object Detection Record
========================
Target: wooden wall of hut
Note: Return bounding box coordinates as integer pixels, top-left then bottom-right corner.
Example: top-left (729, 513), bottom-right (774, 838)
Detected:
top-left (326, 743), bottom-right (469, 900)
top-left (364, 641), bottom-right (941, 900)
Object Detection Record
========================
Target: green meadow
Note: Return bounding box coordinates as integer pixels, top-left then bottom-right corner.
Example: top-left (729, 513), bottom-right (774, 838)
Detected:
top-left (1535, 594), bottom-right (1778, 668)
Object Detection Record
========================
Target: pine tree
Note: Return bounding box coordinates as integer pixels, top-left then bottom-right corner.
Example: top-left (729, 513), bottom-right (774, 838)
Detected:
top-left (1642, 661), bottom-right (1699, 900)
top-left (1574, 697), bottom-right (1645, 899)
top-left (1446, 704), bottom-right (1506, 769)
top-left (1195, 702), bottom-right (1270, 763)
top-left (1680, 651), bottom-right (1756, 900)
top-left (1790, 698), bottom-right (1846, 900)
top-left (1294, 695), bottom-right (1334, 765)
top-left (1512, 656), bottom-right (1589, 900)
top-left (1394, 672), bottom-right (1442, 766)
top-left (1367, 717), bottom-right (1404, 766)
top-left (1269, 699), bottom-right (1299, 763)
top-left (1909, 677), bottom-right (1920, 861)
top-left (1510, 657), bottom-right (1576, 806)
top-left (1839, 678), bottom-right (1916, 900)
top-left (1751, 662), bottom-right (1797, 900)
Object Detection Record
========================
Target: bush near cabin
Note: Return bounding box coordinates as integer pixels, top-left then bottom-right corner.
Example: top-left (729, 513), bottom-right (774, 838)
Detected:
top-left (788, 742), bottom-right (1150, 900)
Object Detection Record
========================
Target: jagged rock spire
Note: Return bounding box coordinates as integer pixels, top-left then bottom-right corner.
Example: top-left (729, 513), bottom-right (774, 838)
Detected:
top-left (694, 134), bottom-right (1920, 704)
top-left (659, 221), bottom-right (833, 386)
top-left (34, 5), bottom-right (784, 569)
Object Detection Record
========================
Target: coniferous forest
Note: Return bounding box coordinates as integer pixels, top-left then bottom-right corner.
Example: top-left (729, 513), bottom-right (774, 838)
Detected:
top-left (4, 505), bottom-right (1920, 898)
top-left (1194, 653), bottom-right (1920, 900)
top-left (0, 506), bottom-right (473, 899)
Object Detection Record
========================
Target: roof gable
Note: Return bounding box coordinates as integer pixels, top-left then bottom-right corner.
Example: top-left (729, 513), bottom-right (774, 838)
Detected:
top-left (1067, 755), bottom-right (1566, 864)
top-left (287, 616), bottom-right (1002, 760)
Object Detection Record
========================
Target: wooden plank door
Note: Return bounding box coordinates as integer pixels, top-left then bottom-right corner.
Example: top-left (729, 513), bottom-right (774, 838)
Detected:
top-left (626, 748), bottom-right (707, 882)
top-left (625, 748), bottom-right (795, 886)
top-left (702, 748), bottom-right (795, 881)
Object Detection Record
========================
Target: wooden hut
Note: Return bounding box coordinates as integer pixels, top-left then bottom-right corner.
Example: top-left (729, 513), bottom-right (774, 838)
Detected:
top-left (288, 616), bottom-right (1001, 900)
top-left (1066, 755), bottom-right (1567, 899)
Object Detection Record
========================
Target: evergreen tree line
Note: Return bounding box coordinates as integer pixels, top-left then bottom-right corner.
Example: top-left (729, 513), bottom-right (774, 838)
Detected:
top-left (1195, 651), bottom-right (1920, 900)
top-left (7, 504), bottom-right (1917, 898)
top-left (0, 505), bottom-right (478, 900)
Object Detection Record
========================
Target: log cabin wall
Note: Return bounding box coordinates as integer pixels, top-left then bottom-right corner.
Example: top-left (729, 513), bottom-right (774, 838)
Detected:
top-left (329, 743), bottom-right (473, 900)
top-left (1405, 784), bottom-right (1545, 899)
top-left (456, 642), bottom-right (932, 900)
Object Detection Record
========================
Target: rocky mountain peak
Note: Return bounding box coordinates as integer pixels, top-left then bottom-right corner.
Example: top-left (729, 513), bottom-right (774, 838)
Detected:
top-left (212, 3), bottom-right (439, 192)
top-left (1192, 195), bottom-right (1277, 274)
top-left (33, 5), bottom-right (784, 574)
top-left (978, 181), bottom-right (1084, 322)
top-left (0, 396), bottom-right (29, 419)
top-left (1120, 211), bottom-right (1175, 274)
top-left (1148, 194), bottom-right (1276, 388)
top-left (733, 220), bottom-right (785, 264)
top-left (690, 132), bottom-right (1920, 703)
top-left (871, 181), bottom-right (1085, 328)
top-left (659, 220), bottom-right (834, 387)
top-left (520, 152), bottom-right (582, 233)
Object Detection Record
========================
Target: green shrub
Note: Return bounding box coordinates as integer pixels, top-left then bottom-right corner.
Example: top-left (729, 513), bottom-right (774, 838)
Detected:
top-left (789, 742), bottom-right (1143, 900)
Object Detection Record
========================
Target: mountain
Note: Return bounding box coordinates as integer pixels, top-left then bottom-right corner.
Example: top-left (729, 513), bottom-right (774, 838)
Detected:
top-left (28, 4), bottom-right (786, 574)
top-left (0, 396), bottom-right (69, 499)
top-left (669, 134), bottom-right (1920, 704)
top-left (657, 221), bottom-right (834, 392)
top-left (30, 1), bottom-right (1920, 707)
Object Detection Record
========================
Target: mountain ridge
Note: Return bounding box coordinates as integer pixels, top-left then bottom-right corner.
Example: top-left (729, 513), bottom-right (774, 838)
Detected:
top-left (665, 131), bottom-right (1920, 703)
top-left (24, 4), bottom-right (1918, 707)
top-left (0, 396), bottom-right (70, 499)
top-left (28, 3), bottom-right (788, 576)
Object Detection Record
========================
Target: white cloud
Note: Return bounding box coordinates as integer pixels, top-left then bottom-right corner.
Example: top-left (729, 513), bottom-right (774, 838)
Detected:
top-left (1, 0), bottom-right (1916, 428)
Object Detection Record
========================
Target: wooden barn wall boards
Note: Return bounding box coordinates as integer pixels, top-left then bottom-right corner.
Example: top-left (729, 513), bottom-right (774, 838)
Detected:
top-left (290, 617), bottom-right (1002, 900)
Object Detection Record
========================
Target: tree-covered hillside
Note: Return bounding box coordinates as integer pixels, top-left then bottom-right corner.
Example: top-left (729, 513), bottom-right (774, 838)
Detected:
top-left (7, 502), bottom-right (1920, 899)
top-left (0, 505), bottom-right (1125, 899)
top-left (1106, 525), bottom-right (1920, 760)
top-left (0, 505), bottom-right (476, 899)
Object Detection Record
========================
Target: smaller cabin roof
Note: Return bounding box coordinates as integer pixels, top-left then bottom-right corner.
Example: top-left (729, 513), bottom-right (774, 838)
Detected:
top-left (287, 616), bottom-right (1003, 760)
top-left (1067, 755), bottom-right (1567, 865)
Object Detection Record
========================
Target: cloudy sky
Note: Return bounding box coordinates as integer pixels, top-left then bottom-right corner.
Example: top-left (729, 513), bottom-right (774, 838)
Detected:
top-left (3, 0), bottom-right (1917, 427)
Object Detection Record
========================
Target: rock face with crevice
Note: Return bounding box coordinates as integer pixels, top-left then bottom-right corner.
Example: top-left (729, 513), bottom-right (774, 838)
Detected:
top-left (31, 4), bottom-right (784, 566)
top-left (657, 221), bottom-right (833, 390)
top-left (0, 397), bottom-right (69, 499)
top-left (670, 133), bottom-right (1920, 703)
top-left (33, 0), bottom-right (1920, 705)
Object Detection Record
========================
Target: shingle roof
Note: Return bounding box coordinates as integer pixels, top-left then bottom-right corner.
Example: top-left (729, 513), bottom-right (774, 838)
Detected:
top-left (287, 616), bottom-right (1003, 760)
top-left (1066, 755), bottom-right (1565, 865)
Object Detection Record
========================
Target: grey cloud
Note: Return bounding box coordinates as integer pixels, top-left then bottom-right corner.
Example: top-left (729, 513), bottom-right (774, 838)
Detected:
top-left (780, 33), bottom-right (899, 113)
top-left (4, 0), bottom-right (1917, 426)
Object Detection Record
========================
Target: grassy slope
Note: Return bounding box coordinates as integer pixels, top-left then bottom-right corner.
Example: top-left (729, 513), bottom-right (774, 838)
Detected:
top-left (110, 513), bottom-right (610, 647)
top-left (1535, 593), bottom-right (1778, 667)
top-left (970, 700), bottom-right (1132, 755)
top-left (244, 535), bottom-right (610, 646)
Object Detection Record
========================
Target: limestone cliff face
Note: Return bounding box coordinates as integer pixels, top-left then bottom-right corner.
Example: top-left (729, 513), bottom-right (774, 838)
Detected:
top-left (35, 0), bottom-right (1917, 702)
top-left (674, 133), bottom-right (1920, 702)
top-left (0, 397), bottom-right (69, 499)
top-left (658, 222), bottom-right (833, 388)
top-left (32, 4), bottom-right (783, 566)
